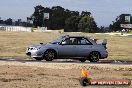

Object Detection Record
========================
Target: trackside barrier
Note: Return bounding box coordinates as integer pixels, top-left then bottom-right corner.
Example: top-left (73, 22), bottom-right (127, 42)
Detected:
top-left (0, 26), bottom-right (64, 33)
top-left (0, 26), bottom-right (32, 32)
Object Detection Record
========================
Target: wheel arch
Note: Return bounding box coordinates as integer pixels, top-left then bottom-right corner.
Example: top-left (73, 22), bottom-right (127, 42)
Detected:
top-left (44, 49), bottom-right (58, 58)
top-left (89, 51), bottom-right (101, 58)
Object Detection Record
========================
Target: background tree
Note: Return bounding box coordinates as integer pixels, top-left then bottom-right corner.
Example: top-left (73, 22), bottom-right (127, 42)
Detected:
top-left (98, 26), bottom-right (109, 33)
top-left (31, 5), bottom-right (99, 32)
top-left (50, 6), bottom-right (65, 29)
top-left (14, 19), bottom-right (22, 26)
top-left (109, 14), bottom-right (132, 31)
top-left (64, 16), bottom-right (81, 32)
top-left (31, 5), bottom-right (80, 29)
top-left (5, 18), bottom-right (13, 25)
top-left (78, 16), bottom-right (98, 33)
top-left (32, 5), bottom-right (44, 27)
top-left (81, 11), bottom-right (91, 17)
top-left (0, 17), bottom-right (4, 24)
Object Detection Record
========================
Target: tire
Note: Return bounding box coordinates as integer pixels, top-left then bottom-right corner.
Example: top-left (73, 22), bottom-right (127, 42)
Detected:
top-left (79, 59), bottom-right (86, 62)
top-left (34, 57), bottom-right (43, 61)
top-left (44, 50), bottom-right (55, 61)
top-left (89, 52), bottom-right (100, 62)
top-left (80, 77), bottom-right (90, 86)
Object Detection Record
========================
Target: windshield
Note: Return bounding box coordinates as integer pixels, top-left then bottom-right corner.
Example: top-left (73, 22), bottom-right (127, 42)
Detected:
top-left (49, 36), bottom-right (63, 44)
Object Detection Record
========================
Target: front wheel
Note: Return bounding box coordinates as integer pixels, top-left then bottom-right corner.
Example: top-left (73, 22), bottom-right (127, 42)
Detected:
top-left (44, 50), bottom-right (55, 61)
top-left (89, 52), bottom-right (100, 62)
top-left (79, 59), bottom-right (86, 62)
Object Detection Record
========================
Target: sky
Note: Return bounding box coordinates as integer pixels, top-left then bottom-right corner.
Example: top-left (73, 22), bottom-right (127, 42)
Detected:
top-left (0, 0), bottom-right (132, 26)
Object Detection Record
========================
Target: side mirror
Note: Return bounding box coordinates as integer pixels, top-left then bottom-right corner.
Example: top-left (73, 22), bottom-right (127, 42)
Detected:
top-left (61, 41), bottom-right (66, 45)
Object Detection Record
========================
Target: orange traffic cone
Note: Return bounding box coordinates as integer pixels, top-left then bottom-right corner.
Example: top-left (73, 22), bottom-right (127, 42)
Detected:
top-left (81, 68), bottom-right (89, 77)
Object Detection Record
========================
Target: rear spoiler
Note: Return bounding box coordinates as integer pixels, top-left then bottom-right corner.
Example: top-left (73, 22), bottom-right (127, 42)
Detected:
top-left (94, 39), bottom-right (107, 49)
top-left (102, 39), bottom-right (107, 45)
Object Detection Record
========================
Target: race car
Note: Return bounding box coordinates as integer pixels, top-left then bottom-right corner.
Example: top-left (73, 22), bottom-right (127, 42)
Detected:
top-left (26, 35), bottom-right (108, 62)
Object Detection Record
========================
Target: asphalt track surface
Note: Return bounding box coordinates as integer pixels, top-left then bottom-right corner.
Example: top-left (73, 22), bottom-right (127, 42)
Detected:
top-left (0, 58), bottom-right (132, 65)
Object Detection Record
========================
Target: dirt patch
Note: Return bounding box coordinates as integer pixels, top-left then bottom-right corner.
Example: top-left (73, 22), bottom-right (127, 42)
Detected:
top-left (0, 61), bottom-right (131, 88)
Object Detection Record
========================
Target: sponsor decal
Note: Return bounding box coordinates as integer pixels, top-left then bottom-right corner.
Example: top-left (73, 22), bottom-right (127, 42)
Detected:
top-left (80, 68), bottom-right (131, 86)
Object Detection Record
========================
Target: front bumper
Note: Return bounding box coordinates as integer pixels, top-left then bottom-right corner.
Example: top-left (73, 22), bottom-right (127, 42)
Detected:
top-left (26, 50), bottom-right (44, 58)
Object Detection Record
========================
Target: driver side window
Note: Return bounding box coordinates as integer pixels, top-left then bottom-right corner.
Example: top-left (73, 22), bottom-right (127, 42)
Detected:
top-left (62, 38), bottom-right (71, 45)
top-left (61, 37), bottom-right (92, 45)
top-left (62, 38), bottom-right (77, 45)
top-left (65, 38), bottom-right (72, 44)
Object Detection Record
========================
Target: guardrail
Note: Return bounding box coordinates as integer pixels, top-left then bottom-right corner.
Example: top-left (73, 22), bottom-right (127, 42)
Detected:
top-left (0, 26), bottom-right (64, 33)
top-left (0, 26), bottom-right (32, 32)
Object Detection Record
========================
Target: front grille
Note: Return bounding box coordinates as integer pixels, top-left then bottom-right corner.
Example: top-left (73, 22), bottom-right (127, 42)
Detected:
top-left (26, 52), bottom-right (31, 56)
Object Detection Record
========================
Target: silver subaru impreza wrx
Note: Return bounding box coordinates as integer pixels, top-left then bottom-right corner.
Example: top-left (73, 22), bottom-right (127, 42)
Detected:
top-left (26, 35), bottom-right (108, 62)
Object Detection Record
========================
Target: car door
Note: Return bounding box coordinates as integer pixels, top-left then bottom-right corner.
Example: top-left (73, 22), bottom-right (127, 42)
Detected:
top-left (57, 37), bottom-right (76, 57)
top-left (74, 37), bottom-right (93, 57)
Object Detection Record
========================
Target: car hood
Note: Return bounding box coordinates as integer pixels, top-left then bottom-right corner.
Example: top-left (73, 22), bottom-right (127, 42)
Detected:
top-left (29, 43), bottom-right (47, 48)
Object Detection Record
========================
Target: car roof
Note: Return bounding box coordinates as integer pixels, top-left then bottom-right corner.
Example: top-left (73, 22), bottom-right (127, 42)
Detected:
top-left (60, 35), bottom-right (90, 39)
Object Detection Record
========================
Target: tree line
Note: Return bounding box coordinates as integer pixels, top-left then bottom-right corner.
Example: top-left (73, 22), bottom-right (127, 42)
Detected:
top-left (28, 5), bottom-right (99, 32)
top-left (1, 5), bottom-right (131, 32)
top-left (0, 17), bottom-right (33, 27)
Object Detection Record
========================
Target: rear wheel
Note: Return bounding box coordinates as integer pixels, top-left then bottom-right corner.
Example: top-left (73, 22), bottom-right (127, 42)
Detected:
top-left (89, 52), bottom-right (100, 62)
top-left (44, 50), bottom-right (56, 61)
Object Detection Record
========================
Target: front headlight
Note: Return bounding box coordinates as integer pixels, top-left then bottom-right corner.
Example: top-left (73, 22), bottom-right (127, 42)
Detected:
top-left (33, 47), bottom-right (41, 50)
top-left (28, 47), bottom-right (41, 51)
